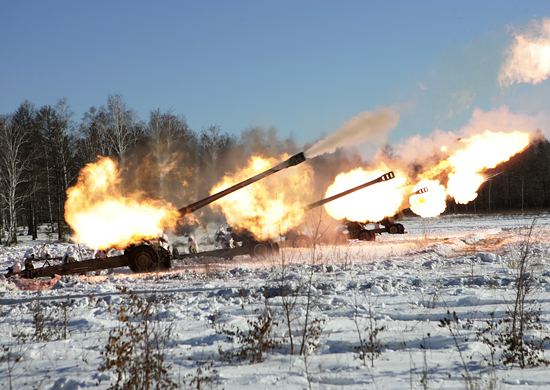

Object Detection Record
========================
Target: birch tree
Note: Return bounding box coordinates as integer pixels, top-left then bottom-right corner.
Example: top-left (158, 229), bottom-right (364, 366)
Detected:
top-left (0, 115), bottom-right (33, 245)
top-left (77, 105), bottom-right (111, 164)
top-left (12, 101), bottom-right (41, 239)
top-left (106, 94), bottom-right (141, 169)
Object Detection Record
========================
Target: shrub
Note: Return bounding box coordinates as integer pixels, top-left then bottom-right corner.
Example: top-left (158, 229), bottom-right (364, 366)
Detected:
top-left (98, 287), bottom-right (177, 390)
top-left (214, 309), bottom-right (280, 364)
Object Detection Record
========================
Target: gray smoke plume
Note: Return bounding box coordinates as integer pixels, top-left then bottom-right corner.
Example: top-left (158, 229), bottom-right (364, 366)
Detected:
top-left (305, 107), bottom-right (400, 159)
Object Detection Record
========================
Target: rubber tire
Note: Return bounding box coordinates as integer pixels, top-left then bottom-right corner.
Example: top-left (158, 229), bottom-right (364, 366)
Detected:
top-left (250, 243), bottom-right (269, 258)
top-left (284, 230), bottom-right (298, 244)
top-left (359, 230), bottom-right (376, 241)
top-left (293, 235), bottom-right (313, 248)
top-left (389, 224), bottom-right (400, 234)
top-left (395, 223), bottom-right (405, 234)
top-left (127, 245), bottom-right (161, 273)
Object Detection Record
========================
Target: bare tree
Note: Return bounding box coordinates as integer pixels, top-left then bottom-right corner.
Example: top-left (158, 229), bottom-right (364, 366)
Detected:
top-left (106, 94), bottom-right (141, 169)
top-left (200, 125), bottom-right (224, 165)
top-left (77, 105), bottom-right (111, 163)
top-left (195, 125), bottom-right (238, 202)
top-left (36, 100), bottom-right (77, 240)
top-left (0, 115), bottom-right (33, 245)
top-left (12, 101), bottom-right (41, 239)
top-left (146, 108), bottom-right (195, 200)
top-left (199, 125), bottom-right (237, 176)
top-left (147, 108), bottom-right (192, 144)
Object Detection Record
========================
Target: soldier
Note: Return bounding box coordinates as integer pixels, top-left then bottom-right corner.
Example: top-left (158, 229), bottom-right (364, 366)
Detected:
top-left (6, 258), bottom-right (23, 274)
top-left (94, 248), bottom-right (115, 275)
top-left (188, 234), bottom-right (199, 254)
top-left (221, 231), bottom-right (234, 249)
top-left (37, 244), bottom-right (52, 260)
top-left (8, 247), bottom-right (36, 274)
top-left (62, 246), bottom-right (78, 264)
top-left (21, 247), bottom-right (38, 270)
top-left (23, 247), bottom-right (37, 260)
top-left (215, 225), bottom-right (235, 249)
top-left (214, 225), bottom-right (226, 246)
top-left (24, 254), bottom-right (35, 270)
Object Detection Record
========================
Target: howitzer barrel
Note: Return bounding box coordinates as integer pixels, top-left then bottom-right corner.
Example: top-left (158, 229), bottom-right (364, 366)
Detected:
top-left (304, 171), bottom-right (395, 211)
top-left (178, 152), bottom-right (306, 217)
top-left (398, 187), bottom-right (429, 215)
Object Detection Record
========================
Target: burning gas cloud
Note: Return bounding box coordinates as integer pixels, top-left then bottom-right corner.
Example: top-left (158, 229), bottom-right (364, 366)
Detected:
top-left (65, 157), bottom-right (180, 250)
top-left (499, 17), bottom-right (550, 87)
top-left (323, 166), bottom-right (408, 222)
top-left (324, 130), bottom-right (530, 222)
top-left (210, 155), bottom-right (315, 240)
top-left (63, 106), bottom-right (535, 250)
top-left (305, 107), bottom-right (400, 159)
top-left (409, 180), bottom-right (447, 218)
top-left (454, 132), bottom-right (527, 201)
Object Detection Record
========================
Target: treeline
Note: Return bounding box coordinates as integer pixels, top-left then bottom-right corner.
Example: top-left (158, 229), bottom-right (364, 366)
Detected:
top-left (0, 94), bottom-right (362, 246)
top-left (1, 94), bottom-right (548, 245)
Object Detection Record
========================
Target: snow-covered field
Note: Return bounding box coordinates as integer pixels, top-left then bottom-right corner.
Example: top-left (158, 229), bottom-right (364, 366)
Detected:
top-left (2, 213), bottom-right (550, 389)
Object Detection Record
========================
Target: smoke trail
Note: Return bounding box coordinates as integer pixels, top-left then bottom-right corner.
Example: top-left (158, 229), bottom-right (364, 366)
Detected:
top-left (305, 107), bottom-right (400, 159)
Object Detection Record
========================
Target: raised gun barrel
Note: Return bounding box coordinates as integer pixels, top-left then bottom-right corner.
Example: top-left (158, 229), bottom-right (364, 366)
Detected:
top-left (304, 171), bottom-right (395, 211)
top-left (178, 152), bottom-right (306, 217)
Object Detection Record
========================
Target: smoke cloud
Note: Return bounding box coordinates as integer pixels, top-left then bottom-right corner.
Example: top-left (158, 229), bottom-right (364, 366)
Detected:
top-left (499, 17), bottom-right (550, 87)
top-left (304, 107), bottom-right (400, 159)
top-left (459, 106), bottom-right (548, 138)
top-left (392, 105), bottom-right (545, 166)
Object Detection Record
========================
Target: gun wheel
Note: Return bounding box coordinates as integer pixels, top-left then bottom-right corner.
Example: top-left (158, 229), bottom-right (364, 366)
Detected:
top-left (389, 224), bottom-right (400, 234)
top-left (251, 243), bottom-right (268, 259)
top-left (293, 234), bottom-right (312, 248)
top-left (395, 223), bottom-right (405, 234)
top-left (359, 230), bottom-right (376, 241)
top-left (127, 245), bottom-right (160, 273)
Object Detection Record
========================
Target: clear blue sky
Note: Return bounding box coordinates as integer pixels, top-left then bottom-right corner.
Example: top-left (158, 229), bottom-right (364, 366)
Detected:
top-left (2, 0), bottom-right (550, 148)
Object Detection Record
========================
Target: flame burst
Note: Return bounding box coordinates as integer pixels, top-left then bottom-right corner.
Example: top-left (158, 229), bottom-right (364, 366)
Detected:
top-left (409, 180), bottom-right (447, 218)
top-left (210, 155), bottom-right (314, 240)
top-left (421, 131), bottom-right (530, 204)
top-left (325, 130), bottom-right (530, 222)
top-left (65, 157), bottom-right (180, 250)
top-left (323, 167), bottom-right (408, 222)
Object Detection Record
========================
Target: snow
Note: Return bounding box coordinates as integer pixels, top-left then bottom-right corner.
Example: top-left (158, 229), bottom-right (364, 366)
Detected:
top-left (1, 213), bottom-right (550, 389)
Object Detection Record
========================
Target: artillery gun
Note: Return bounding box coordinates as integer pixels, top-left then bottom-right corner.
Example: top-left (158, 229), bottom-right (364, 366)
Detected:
top-left (342, 187), bottom-right (428, 242)
top-left (174, 225), bottom-right (279, 261)
top-left (6, 153), bottom-right (306, 279)
top-left (285, 176), bottom-right (427, 246)
top-left (283, 171), bottom-right (396, 247)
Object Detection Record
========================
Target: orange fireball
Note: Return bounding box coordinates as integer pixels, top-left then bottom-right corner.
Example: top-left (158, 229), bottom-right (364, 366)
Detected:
top-left (421, 130), bottom-right (530, 204)
top-left (323, 166), bottom-right (408, 222)
top-left (409, 180), bottom-right (447, 218)
top-left (323, 130), bottom-right (531, 221)
top-left (210, 155), bottom-right (315, 240)
top-left (65, 157), bottom-right (180, 250)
